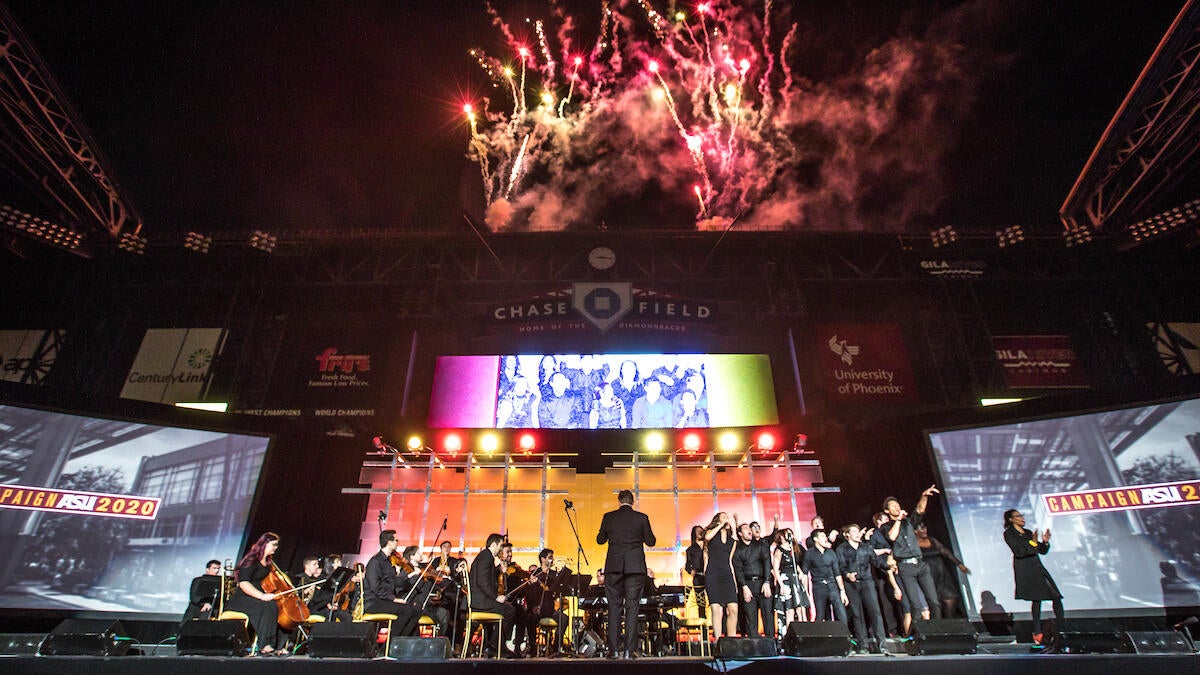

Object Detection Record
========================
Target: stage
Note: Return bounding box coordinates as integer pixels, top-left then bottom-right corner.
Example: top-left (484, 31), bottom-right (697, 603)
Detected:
top-left (4, 652), bottom-right (1199, 675)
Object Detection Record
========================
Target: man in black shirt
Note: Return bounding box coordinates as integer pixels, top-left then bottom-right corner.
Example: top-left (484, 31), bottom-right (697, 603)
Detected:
top-left (181, 559), bottom-right (222, 625)
top-left (868, 512), bottom-right (909, 637)
top-left (363, 530), bottom-right (421, 636)
top-left (732, 523), bottom-right (774, 638)
top-left (469, 533), bottom-right (520, 656)
top-left (882, 485), bottom-right (942, 621)
top-left (802, 529), bottom-right (848, 623)
top-left (596, 489), bottom-right (656, 658)
top-left (393, 545), bottom-right (451, 637)
top-left (837, 525), bottom-right (887, 652)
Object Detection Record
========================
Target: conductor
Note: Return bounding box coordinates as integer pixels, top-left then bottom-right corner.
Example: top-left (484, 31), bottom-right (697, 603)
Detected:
top-left (596, 489), bottom-right (656, 659)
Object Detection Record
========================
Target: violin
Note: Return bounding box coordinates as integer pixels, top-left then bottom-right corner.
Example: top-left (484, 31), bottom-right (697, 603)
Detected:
top-left (391, 552), bottom-right (415, 574)
top-left (329, 563), bottom-right (362, 612)
top-left (261, 562), bottom-right (311, 631)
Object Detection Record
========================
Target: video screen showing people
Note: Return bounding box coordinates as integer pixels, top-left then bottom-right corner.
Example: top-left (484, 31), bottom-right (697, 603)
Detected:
top-left (927, 396), bottom-right (1200, 618)
top-left (0, 404), bottom-right (270, 618)
top-left (427, 353), bottom-right (779, 429)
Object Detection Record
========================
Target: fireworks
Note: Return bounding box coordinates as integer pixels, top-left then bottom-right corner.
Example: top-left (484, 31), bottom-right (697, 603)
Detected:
top-left (464, 1), bottom-right (989, 232)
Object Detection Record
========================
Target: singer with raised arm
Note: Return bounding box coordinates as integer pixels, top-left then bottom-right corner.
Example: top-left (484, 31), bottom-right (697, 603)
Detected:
top-left (1003, 509), bottom-right (1063, 636)
top-left (882, 485), bottom-right (943, 620)
top-left (596, 489), bottom-right (656, 659)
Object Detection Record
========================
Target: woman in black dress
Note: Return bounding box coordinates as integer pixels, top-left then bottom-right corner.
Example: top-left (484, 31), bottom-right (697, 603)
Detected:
top-left (703, 512), bottom-right (738, 640)
top-left (771, 528), bottom-right (810, 625)
top-left (1002, 510), bottom-right (1063, 630)
top-left (225, 532), bottom-right (283, 654)
top-left (915, 523), bottom-right (971, 618)
top-left (683, 525), bottom-right (709, 616)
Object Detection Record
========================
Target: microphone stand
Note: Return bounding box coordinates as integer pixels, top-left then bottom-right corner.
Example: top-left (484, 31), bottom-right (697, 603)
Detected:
top-left (562, 501), bottom-right (589, 655)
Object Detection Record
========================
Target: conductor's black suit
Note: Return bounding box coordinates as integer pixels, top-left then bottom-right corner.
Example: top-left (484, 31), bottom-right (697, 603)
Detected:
top-left (596, 502), bottom-right (656, 656)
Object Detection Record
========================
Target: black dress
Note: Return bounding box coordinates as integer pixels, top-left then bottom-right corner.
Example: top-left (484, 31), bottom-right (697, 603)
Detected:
top-left (1003, 526), bottom-right (1062, 601)
top-left (704, 529), bottom-right (737, 606)
top-left (225, 560), bottom-right (280, 651)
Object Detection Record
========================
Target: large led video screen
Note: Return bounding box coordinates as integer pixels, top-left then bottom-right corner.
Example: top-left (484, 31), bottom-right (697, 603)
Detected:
top-left (927, 397), bottom-right (1200, 618)
top-left (428, 353), bottom-right (778, 429)
top-left (0, 404), bottom-right (270, 618)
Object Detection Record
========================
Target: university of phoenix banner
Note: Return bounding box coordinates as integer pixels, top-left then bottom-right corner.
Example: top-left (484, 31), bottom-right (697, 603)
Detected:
top-left (992, 335), bottom-right (1088, 389)
top-left (0, 329), bottom-right (64, 385)
top-left (120, 328), bottom-right (224, 404)
top-left (817, 323), bottom-right (919, 404)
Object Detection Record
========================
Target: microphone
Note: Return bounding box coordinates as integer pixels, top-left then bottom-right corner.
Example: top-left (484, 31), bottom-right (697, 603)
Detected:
top-left (442, 516), bottom-right (449, 530)
top-left (1173, 616), bottom-right (1199, 630)
top-left (378, 510), bottom-right (386, 522)
top-left (564, 499), bottom-right (574, 509)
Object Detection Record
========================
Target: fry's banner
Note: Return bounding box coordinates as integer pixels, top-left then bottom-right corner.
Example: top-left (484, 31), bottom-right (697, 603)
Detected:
top-left (1042, 478), bottom-right (1200, 516)
top-left (0, 484), bottom-right (161, 520)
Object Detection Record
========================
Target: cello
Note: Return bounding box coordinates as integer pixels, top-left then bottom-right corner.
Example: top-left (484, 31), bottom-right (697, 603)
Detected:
top-left (261, 562), bottom-right (311, 631)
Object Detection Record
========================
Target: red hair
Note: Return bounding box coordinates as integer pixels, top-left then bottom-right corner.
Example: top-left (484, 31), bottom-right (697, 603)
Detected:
top-left (235, 532), bottom-right (279, 582)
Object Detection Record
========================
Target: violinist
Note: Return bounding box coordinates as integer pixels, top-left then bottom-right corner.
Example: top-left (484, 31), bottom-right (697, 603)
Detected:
top-left (529, 549), bottom-right (569, 656)
top-left (298, 557), bottom-right (352, 622)
top-left (469, 534), bottom-right (519, 657)
top-left (394, 545), bottom-right (451, 636)
top-left (226, 532), bottom-right (284, 655)
top-left (499, 542), bottom-right (535, 655)
top-left (363, 530), bottom-right (421, 637)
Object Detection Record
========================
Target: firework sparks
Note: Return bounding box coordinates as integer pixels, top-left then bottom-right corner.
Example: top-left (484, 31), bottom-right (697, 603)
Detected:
top-left (465, 1), bottom-right (992, 232)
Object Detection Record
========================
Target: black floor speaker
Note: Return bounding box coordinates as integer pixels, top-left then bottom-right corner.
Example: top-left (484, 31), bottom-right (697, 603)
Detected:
top-left (1044, 618), bottom-right (1123, 654)
top-left (781, 621), bottom-right (853, 657)
top-left (37, 619), bottom-right (132, 656)
top-left (308, 621), bottom-right (378, 658)
top-left (177, 619), bottom-right (251, 656)
top-left (1120, 630), bottom-right (1194, 654)
top-left (389, 635), bottom-right (450, 660)
top-left (908, 619), bottom-right (978, 655)
top-left (0, 634), bottom-right (45, 655)
top-left (575, 629), bottom-right (603, 657)
top-left (715, 636), bottom-right (777, 659)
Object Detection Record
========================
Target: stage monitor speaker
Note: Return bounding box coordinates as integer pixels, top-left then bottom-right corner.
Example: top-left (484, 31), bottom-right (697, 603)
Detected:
top-left (37, 619), bottom-right (131, 656)
top-left (177, 619), bottom-right (251, 656)
top-left (908, 618), bottom-right (978, 655)
top-left (1120, 631), bottom-right (1194, 654)
top-left (715, 636), bottom-right (777, 659)
top-left (389, 635), bottom-right (450, 660)
top-left (1044, 618), bottom-right (1123, 654)
top-left (308, 621), bottom-right (377, 658)
top-left (0, 633), bottom-right (45, 655)
top-left (781, 621), bottom-right (853, 657)
top-left (575, 629), bottom-right (603, 658)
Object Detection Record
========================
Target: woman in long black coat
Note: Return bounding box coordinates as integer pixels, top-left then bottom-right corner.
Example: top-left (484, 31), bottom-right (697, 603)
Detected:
top-left (1002, 509), bottom-right (1064, 628)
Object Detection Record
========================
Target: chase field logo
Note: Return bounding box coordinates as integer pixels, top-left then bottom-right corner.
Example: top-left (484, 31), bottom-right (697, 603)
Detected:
top-left (187, 348), bottom-right (213, 370)
top-left (828, 334), bottom-right (860, 366)
top-left (572, 282), bottom-right (633, 333)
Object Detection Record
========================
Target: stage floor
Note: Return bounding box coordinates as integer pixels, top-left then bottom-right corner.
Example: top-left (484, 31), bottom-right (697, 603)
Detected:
top-left (4, 652), bottom-right (1199, 675)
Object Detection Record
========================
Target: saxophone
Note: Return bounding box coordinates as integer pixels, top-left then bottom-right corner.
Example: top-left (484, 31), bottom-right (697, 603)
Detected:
top-left (352, 563), bottom-right (365, 621)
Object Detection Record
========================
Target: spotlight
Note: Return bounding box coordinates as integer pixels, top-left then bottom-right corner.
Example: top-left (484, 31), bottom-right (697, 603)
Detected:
top-left (792, 433), bottom-right (813, 454)
top-left (184, 231), bottom-right (212, 253)
top-left (755, 432), bottom-right (776, 452)
top-left (517, 433), bottom-right (536, 453)
top-left (406, 435), bottom-right (423, 451)
top-left (1062, 224), bottom-right (1094, 247)
top-left (480, 432), bottom-right (500, 454)
top-left (117, 231), bottom-right (147, 254)
top-left (644, 432), bottom-right (666, 454)
top-left (996, 224), bottom-right (1025, 248)
top-left (248, 229), bottom-right (276, 253)
top-left (717, 431), bottom-right (740, 453)
top-left (930, 225), bottom-right (958, 248)
top-left (443, 433), bottom-right (462, 454)
top-left (682, 432), bottom-right (702, 453)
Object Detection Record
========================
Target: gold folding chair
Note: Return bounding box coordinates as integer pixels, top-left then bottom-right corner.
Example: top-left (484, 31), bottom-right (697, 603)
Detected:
top-left (460, 572), bottom-right (504, 658)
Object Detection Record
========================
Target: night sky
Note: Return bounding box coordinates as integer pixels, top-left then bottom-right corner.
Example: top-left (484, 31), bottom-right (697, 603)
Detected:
top-left (2, 0), bottom-right (1190, 236)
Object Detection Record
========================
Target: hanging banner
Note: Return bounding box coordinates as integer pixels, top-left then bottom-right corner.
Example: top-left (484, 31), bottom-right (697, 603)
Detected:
top-left (120, 328), bottom-right (224, 404)
top-left (0, 329), bottom-right (64, 385)
top-left (992, 335), bottom-right (1088, 389)
top-left (817, 323), bottom-right (919, 403)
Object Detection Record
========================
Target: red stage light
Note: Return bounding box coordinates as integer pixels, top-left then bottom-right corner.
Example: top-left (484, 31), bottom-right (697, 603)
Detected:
top-left (755, 431), bottom-right (776, 452)
top-left (682, 432), bottom-right (702, 453)
top-left (518, 433), bottom-right (536, 452)
top-left (443, 433), bottom-right (463, 454)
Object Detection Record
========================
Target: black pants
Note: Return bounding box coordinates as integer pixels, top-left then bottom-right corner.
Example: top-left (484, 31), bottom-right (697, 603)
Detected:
top-left (895, 560), bottom-right (941, 618)
top-left (738, 578), bottom-right (774, 638)
top-left (845, 579), bottom-right (886, 643)
top-left (364, 599), bottom-right (422, 637)
top-left (604, 570), bottom-right (646, 655)
top-left (226, 593), bottom-right (280, 651)
top-left (811, 579), bottom-right (847, 623)
top-left (470, 597), bottom-right (518, 644)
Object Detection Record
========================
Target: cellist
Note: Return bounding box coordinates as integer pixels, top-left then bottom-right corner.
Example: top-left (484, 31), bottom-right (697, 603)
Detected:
top-left (363, 530), bottom-right (421, 636)
top-left (226, 532), bottom-right (283, 655)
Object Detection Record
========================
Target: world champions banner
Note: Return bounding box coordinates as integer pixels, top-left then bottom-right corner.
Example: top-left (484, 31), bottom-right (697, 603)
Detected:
top-left (817, 323), bottom-right (919, 404)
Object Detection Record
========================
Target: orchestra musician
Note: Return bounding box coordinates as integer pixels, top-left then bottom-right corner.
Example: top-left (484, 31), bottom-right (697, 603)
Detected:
top-left (434, 541), bottom-right (461, 576)
top-left (499, 541), bottom-right (536, 655)
top-left (225, 532), bottom-right (284, 655)
top-left (469, 533), bottom-right (520, 658)
top-left (527, 548), bottom-right (569, 657)
top-left (181, 559), bottom-right (222, 625)
top-left (394, 545), bottom-right (452, 636)
top-left (596, 489), bottom-right (656, 659)
top-left (297, 556), bottom-right (352, 622)
top-left (363, 530), bottom-right (422, 637)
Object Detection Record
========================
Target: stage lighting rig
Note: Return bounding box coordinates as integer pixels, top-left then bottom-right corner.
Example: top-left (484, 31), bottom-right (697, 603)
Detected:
top-left (0, 205), bottom-right (84, 252)
top-left (930, 225), bottom-right (959, 248)
top-left (117, 230), bottom-right (147, 254)
top-left (995, 225), bottom-right (1025, 248)
top-left (1062, 224), bottom-right (1094, 247)
top-left (184, 231), bottom-right (211, 253)
top-left (248, 229), bottom-right (276, 253)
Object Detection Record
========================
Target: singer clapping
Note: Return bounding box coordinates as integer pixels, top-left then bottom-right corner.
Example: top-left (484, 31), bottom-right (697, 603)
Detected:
top-left (596, 489), bottom-right (656, 659)
top-left (1002, 510), bottom-right (1064, 631)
